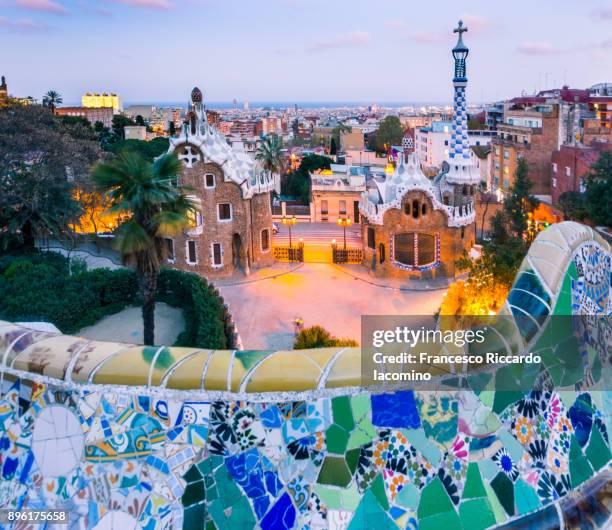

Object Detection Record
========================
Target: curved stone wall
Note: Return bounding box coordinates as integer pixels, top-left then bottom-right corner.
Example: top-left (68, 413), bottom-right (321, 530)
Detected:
top-left (0, 222), bottom-right (610, 529)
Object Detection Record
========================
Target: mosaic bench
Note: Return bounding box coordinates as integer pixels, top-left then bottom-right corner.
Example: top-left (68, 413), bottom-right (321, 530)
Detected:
top-left (0, 221), bottom-right (610, 529)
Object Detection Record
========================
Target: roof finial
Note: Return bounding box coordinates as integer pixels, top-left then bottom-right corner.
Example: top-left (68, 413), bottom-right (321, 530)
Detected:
top-left (454, 20), bottom-right (468, 37)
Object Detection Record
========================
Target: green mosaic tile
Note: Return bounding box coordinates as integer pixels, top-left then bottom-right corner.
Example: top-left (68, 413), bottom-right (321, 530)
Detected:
top-left (326, 423), bottom-right (350, 454)
top-left (404, 428), bottom-right (442, 468)
top-left (345, 448), bottom-right (360, 475)
top-left (348, 489), bottom-right (396, 530)
top-left (498, 429), bottom-right (526, 462)
top-left (490, 472), bottom-right (515, 516)
top-left (459, 498), bottom-right (496, 530)
top-left (419, 510), bottom-right (462, 530)
top-left (314, 484), bottom-right (342, 509)
top-left (317, 455), bottom-right (352, 487)
top-left (181, 480), bottom-right (205, 507)
top-left (332, 395), bottom-right (355, 431)
top-left (586, 427), bottom-right (611, 471)
top-left (351, 393), bottom-right (371, 419)
top-left (369, 473), bottom-right (389, 511)
top-left (492, 390), bottom-right (522, 415)
top-left (341, 482), bottom-right (362, 511)
top-left (463, 463), bottom-right (487, 499)
top-left (417, 477), bottom-right (454, 519)
top-left (484, 481), bottom-right (508, 524)
top-left (347, 418), bottom-right (377, 450)
top-left (208, 496), bottom-right (255, 530)
top-left (514, 479), bottom-right (541, 515)
top-left (395, 482), bottom-right (420, 510)
top-left (213, 464), bottom-right (244, 509)
top-left (182, 504), bottom-right (206, 530)
top-left (569, 435), bottom-right (593, 488)
top-left (478, 458), bottom-right (499, 481)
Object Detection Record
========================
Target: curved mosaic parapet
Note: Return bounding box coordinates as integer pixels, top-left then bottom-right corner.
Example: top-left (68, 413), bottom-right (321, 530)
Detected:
top-left (0, 221), bottom-right (610, 529)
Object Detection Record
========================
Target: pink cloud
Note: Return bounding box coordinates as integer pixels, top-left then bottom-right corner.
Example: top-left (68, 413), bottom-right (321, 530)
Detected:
top-left (517, 42), bottom-right (563, 55)
top-left (111, 0), bottom-right (173, 9)
top-left (0, 15), bottom-right (50, 31)
top-left (386, 20), bottom-right (408, 31)
top-left (15, 0), bottom-right (67, 15)
top-left (591, 7), bottom-right (612, 20)
top-left (459, 14), bottom-right (495, 36)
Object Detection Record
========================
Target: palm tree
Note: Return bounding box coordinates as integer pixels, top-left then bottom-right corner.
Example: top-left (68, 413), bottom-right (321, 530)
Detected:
top-left (42, 90), bottom-right (62, 113)
top-left (92, 152), bottom-right (194, 345)
top-left (256, 135), bottom-right (284, 192)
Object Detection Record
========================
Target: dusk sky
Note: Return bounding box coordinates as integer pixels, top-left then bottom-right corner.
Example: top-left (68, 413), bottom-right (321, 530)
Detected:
top-left (1, 0), bottom-right (611, 105)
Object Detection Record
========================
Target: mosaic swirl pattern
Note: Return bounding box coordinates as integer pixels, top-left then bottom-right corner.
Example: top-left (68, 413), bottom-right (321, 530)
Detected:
top-left (0, 222), bottom-right (610, 529)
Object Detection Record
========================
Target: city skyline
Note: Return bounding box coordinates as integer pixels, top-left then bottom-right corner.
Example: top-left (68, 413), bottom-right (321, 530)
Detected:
top-left (1, 0), bottom-right (611, 104)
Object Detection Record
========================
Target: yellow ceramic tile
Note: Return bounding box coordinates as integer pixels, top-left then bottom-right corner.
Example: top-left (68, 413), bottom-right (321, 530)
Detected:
top-left (245, 351), bottom-right (321, 392)
top-left (164, 350), bottom-right (212, 390)
top-left (4, 330), bottom-right (60, 369)
top-left (70, 341), bottom-right (132, 383)
top-left (91, 347), bottom-right (153, 386)
top-left (203, 350), bottom-right (234, 390)
top-left (11, 336), bottom-right (89, 379)
top-left (149, 347), bottom-right (203, 387)
top-left (298, 348), bottom-right (341, 370)
top-left (324, 348), bottom-right (362, 388)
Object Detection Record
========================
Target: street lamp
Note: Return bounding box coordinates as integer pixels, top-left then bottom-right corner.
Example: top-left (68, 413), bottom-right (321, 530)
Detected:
top-left (281, 215), bottom-right (297, 248)
top-left (336, 216), bottom-right (352, 250)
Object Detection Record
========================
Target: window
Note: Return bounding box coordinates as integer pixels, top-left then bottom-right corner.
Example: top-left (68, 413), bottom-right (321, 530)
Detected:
top-left (205, 173), bottom-right (215, 188)
top-left (421, 203), bottom-right (427, 216)
top-left (186, 240), bottom-right (197, 264)
top-left (552, 163), bottom-right (558, 173)
top-left (379, 243), bottom-right (386, 264)
top-left (552, 177), bottom-right (557, 188)
top-left (444, 140), bottom-right (449, 146)
top-left (412, 200), bottom-right (420, 219)
top-left (339, 200), bottom-right (346, 214)
top-left (212, 243), bottom-right (222, 266)
top-left (565, 166), bottom-right (571, 177)
top-left (503, 150), bottom-right (510, 160)
top-left (367, 227), bottom-right (375, 249)
top-left (165, 238), bottom-right (175, 262)
top-left (321, 200), bottom-right (328, 214)
top-left (218, 203), bottom-right (232, 221)
top-left (394, 233), bottom-right (437, 268)
top-left (261, 228), bottom-right (270, 251)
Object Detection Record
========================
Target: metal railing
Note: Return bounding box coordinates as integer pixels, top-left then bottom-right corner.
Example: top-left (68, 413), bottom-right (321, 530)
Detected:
top-left (273, 242), bottom-right (304, 262)
top-left (332, 244), bottom-right (363, 264)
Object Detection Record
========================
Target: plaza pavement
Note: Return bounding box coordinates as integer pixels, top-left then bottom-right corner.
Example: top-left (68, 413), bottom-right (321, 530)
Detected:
top-left (214, 263), bottom-right (447, 350)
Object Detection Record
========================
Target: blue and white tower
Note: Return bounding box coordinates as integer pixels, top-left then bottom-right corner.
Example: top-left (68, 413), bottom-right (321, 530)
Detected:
top-left (450, 20), bottom-right (470, 161)
top-left (443, 20), bottom-right (480, 190)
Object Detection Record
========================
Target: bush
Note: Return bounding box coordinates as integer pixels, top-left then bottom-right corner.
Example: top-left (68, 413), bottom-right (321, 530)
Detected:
top-left (294, 325), bottom-right (358, 349)
top-left (0, 252), bottom-right (231, 349)
top-left (156, 268), bottom-right (228, 349)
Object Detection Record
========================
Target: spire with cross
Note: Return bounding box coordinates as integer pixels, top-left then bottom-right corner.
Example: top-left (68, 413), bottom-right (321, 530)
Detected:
top-left (449, 21), bottom-right (470, 160)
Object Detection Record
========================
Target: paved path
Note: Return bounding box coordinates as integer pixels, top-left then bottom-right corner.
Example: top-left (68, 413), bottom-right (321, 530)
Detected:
top-left (78, 303), bottom-right (185, 346)
top-left (217, 263), bottom-right (446, 350)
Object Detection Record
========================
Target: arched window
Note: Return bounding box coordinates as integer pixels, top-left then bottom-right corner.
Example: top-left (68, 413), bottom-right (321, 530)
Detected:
top-left (462, 185), bottom-right (468, 196)
top-left (404, 202), bottom-right (410, 215)
top-left (412, 200), bottom-right (419, 219)
top-left (393, 233), bottom-right (437, 268)
top-left (421, 203), bottom-right (427, 216)
top-left (443, 195), bottom-right (450, 206)
top-left (461, 227), bottom-right (465, 239)
top-left (379, 243), bottom-right (386, 263)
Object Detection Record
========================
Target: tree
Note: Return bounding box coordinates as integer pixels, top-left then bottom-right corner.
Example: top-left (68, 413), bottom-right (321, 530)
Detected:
top-left (256, 135), bottom-right (284, 175)
top-left (503, 158), bottom-right (538, 241)
top-left (583, 151), bottom-right (612, 226)
top-left (91, 152), bottom-right (194, 345)
top-left (111, 115), bottom-right (136, 140)
top-left (375, 116), bottom-right (403, 153)
top-left (42, 90), bottom-right (63, 113)
top-left (558, 191), bottom-right (587, 221)
top-left (110, 137), bottom-right (170, 161)
top-left (281, 154), bottom-right (333, 203)
top-left (0, 103), bottom-right (100, 250)
top-left (135, 115), bottom-right (145, 126)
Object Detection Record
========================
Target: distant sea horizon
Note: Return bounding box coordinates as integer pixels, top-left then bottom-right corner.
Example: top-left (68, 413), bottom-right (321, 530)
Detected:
top-left (66, 100), bottom-right (455, 110)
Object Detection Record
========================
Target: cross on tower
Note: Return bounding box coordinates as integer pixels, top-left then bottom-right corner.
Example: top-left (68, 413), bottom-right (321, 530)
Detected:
top-left (454, 20), bottom-right (468, 36)
top-left (179, 145), bottom-right (201, 168)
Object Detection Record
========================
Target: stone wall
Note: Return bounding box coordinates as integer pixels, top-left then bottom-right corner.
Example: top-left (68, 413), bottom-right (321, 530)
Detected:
top-left (361, 190), bottom-right (474, 280)
top-left (168, 156), bottom-right (274, 278)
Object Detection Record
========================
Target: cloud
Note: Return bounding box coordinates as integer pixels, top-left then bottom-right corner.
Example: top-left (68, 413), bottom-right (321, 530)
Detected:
top-left (516, 42), bottom-right (564, 55)
top-left (14, 0), bottom-right (67, 15)
top-left (110, 0), bottom-right (173, 8)
top-left (0, 15), bottom-right (50, 31)
top-left (78, 1), bottom-right (113, 17)
top-left (386, 20), bottom-right (408, 31)
top-left (459, 14), bottom-right (494, 36)
top-left (307, 30), bottom-right (369, 51)
top-left (591, 7), bottom-right (612, 20)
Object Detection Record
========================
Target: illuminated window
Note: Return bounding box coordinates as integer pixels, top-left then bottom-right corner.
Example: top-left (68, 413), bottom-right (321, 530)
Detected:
top-left (321, 200), bottom-right (328, 215)
top-left (394, 233), bottom-right (437, 267)
top-left (339, 200), bottom-right (346, 214)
